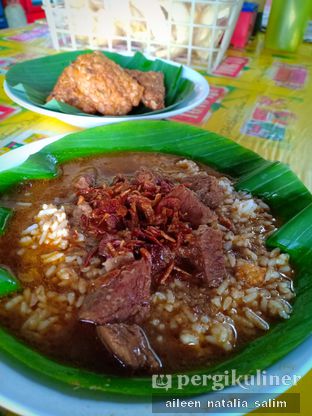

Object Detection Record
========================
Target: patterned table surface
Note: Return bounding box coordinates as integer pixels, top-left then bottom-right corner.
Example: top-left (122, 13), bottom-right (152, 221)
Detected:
top-left (0, 20), bottom-right (311, 416)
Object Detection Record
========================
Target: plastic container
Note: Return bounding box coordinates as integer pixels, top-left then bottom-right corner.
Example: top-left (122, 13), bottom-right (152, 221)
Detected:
top-left (4, 0), bottom-right (27, 28)
top-left (42, 0), bottom-right (244, 73)
top-left (265, 0), bottom-right (312, 52)
top-left (231, 2), bottom-right (258, 48)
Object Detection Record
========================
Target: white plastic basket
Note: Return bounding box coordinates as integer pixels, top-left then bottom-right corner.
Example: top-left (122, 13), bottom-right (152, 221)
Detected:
top-left (42, 0), bottom-right (243, 73)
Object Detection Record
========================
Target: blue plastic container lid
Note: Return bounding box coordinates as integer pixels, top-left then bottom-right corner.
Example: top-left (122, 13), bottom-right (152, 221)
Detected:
top-left (242, 2), bottom-right (258, 12)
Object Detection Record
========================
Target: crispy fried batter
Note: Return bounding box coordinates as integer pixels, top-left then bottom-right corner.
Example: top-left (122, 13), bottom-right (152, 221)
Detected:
top-left (126, 69), bottom-right (165, 110)
top-left (47, 51), bottom-right (144, 115)
top-left (235, 262), bottom-right (266, 286)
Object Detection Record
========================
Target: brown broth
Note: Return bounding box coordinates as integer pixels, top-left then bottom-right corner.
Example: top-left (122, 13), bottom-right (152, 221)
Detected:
top-left (0, 152), bottom-right (292, 375)
top-left (0, 153), bottom-right (224, 374)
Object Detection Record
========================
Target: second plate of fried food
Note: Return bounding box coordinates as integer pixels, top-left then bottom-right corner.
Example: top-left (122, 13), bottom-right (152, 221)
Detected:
top-left (4, 50), bottom-right (209, 128)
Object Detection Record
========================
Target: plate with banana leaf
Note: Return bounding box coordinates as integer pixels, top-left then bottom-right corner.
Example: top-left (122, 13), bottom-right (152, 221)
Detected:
top-left (4, 50), bottom-right (208, 128)
top-left (0, 121), bottom-right (311, 416)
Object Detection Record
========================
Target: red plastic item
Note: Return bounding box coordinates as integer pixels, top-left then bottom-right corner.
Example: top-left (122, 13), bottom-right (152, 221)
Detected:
top-left (231, 8), bottom-right (257, 48)
top-left (3, 0), bottom-right (45, 23)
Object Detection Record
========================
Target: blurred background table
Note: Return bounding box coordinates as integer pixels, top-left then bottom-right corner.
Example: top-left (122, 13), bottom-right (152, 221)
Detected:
top-left (0, 20), bottom-right (311, 416)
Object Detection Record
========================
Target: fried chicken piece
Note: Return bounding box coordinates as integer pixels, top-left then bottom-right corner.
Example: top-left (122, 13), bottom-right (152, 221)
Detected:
top-left (47, 51), bottom-right (144, 115)
top-left (126, 69), bottom-right (165, 110)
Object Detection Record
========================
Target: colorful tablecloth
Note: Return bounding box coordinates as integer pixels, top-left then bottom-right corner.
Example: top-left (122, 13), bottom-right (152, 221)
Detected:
top-left (0, 21), bottom-right (311, 416)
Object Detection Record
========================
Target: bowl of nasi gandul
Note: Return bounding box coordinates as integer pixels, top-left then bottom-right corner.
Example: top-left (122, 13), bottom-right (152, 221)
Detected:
top-left (0, 120), bottom-right (311, 415)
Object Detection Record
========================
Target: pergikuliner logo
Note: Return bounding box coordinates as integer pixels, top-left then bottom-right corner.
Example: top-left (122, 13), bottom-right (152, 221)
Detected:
top-left (151, 370), bottom-right (301, 392)
top-left (152, 374), bottom-right (173, 391)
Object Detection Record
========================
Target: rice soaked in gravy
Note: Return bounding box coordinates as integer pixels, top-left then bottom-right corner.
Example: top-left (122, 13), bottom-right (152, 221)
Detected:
top-left (0, 153), bottom-right (295, 374)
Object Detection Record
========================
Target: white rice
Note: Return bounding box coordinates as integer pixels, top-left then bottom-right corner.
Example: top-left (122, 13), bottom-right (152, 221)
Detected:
top-left (0, 166), bottom-right (295, 356)
top-left (150, 175), bottom-right (295, 352)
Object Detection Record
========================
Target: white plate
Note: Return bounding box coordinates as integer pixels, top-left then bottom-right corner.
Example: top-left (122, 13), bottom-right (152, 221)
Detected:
top-left (0, 136), bottom-right (311, 416)
top-left (4, 56), bottom-right (209, 128)
top-left (1, 337), bottom-right (311, 416)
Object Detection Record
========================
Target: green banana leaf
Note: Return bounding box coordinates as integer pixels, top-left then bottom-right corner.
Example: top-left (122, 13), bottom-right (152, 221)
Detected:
top-left (5, 50), bottom-right (195, 117)
top-left (0, 207), bottom-right (13, 235)
top-left (0, 267), bottom-right (21, 297)
top-left (0, 120), bottom-right (311, 396)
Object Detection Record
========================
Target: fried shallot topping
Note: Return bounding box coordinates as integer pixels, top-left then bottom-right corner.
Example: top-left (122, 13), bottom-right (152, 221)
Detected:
top-left (74, 168), bottom-right (225, 287)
